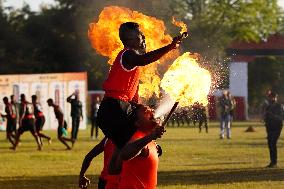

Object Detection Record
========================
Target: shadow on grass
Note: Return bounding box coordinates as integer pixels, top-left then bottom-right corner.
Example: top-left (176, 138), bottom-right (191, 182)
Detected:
top-left (0, 175), bottom-right (99, 189)
top-left (1, 168), bottom-right (283, 188)
top-left (158, 167), bottom-right (284, 186)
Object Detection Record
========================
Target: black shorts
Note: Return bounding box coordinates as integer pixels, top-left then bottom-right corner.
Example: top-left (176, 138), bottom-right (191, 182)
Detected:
top-left (6, 118), bottom-right (17, 133)
top-left (18, 118), bottom-right (36, 135)
top-left (98, 178), bottom-right (106, 189)
top-left (35, 116), bottom-right (45, 132)
top-left (97, 97), bottom-right (137, 148)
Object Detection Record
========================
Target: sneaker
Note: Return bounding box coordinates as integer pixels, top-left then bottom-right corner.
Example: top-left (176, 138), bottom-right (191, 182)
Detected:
top-left (220, 136), bottom-right (224, 139)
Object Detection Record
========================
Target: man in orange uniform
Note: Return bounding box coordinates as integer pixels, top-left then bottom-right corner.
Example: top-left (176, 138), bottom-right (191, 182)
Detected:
top-left (79, 137), bottom-right (117, 189)
top-left (1, 97), bottom-right (17, 147)
top-left (13, 94), bottom-right (42, 150)
top-left (110, 104), bottom-right (165, 189)
top-left (97, 21), bottom-right (181, 151)
top-left (32, 95), bottom-right (51, 145)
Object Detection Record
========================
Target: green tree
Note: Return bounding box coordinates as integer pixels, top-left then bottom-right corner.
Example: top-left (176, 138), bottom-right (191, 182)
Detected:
top-left (169, 0), bottom-right (281, 57)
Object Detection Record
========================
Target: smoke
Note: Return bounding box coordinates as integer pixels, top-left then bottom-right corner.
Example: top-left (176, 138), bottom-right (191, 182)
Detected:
top-left (154, 93), bottom-right (176, 119)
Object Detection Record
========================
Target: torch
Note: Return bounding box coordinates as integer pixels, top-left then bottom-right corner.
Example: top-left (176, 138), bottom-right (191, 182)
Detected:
top-left (181, 32), bottom-right (188, 39)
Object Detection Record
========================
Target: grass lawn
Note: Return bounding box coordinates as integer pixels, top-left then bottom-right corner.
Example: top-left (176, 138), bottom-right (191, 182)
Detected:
top-left (0, 121), bottom-right (284, 189)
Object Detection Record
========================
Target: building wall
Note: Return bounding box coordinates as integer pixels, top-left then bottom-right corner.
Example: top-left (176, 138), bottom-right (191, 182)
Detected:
top-left (229, 62), bottom-right (248, 119)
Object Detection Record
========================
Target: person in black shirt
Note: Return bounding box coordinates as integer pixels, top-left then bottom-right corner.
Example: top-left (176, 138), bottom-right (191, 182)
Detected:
top-left (264, 92), bottom-right (284, 168)
top-left (67, 91), bottom-right (83, 141)
top-left (91, 96), bottom-right (100, 139)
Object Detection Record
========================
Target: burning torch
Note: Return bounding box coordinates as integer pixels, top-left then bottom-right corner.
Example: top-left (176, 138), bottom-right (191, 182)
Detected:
top-left (181, 32), bottom-right (188, 39)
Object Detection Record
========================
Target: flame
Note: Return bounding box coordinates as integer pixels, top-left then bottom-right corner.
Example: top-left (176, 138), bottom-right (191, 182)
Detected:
top-left (88, 6), bottom-right (173, 64)
top-left (172, 17), bottom-right (187, 34)
top-left (160, 52), bottom-right (211, 107)
top-left (88, 6), bottom-right (186, 99)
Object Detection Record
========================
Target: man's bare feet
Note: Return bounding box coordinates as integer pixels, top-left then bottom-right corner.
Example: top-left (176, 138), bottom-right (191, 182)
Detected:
top-left (48, 138), bottom-right (52, 145)
top-left (66, 146), bottom-right (72, 150)
top-left (72, 139), bottom-right (76, 147)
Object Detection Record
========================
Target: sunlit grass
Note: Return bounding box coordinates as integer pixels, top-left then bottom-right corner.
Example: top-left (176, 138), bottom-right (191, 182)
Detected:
top-left (0, 121), bottom-right (283, 189)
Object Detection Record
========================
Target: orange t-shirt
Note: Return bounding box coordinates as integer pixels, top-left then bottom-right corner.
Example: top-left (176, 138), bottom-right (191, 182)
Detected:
top-left (118, 131), bottom-right (159, 189)
top-left (105, 175), bottom-right (120, 189)
top-left (103, 49), bottom-right (140, 102)
top-left (100, 139), bottom-right (115, 181)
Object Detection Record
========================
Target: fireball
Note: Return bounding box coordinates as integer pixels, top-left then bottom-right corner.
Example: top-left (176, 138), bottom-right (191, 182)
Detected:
top-left (160, 52), bottom-right (211, 107)
top-left (88, 6), bottom-right (186, 98)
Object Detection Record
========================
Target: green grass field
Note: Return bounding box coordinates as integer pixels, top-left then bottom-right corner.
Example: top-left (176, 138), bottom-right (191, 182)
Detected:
top-left (0, 122), bottom-right (284, 189)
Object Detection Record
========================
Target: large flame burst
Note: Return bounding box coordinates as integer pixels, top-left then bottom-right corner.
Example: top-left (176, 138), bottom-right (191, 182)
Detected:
top-left (88, 6), bottom-right (185, 98)
top-left (161, 52), bottom-right (211, 107)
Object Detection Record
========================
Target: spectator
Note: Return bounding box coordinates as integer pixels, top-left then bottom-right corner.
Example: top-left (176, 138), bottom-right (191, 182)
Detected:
top-left (91, 96), bottom-right (100, 140)
top-left (219, 90), bottom-right (233, 139)
top-left (263, 92), bottom-right (284, 168)
top-left (67, 91), bottom-right (83, 141)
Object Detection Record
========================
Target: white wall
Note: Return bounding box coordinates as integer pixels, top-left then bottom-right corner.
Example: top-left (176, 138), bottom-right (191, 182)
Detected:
top-left (229, 62), bottom-right (248, 119)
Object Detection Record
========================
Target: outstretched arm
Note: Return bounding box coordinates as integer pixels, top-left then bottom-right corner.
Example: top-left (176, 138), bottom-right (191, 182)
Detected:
top-left (123, 36), bottom-right (182, 70)
top-left (67, 94), bottom-right (74, 103)
top-left (79, 137), bottom-right (107, 189)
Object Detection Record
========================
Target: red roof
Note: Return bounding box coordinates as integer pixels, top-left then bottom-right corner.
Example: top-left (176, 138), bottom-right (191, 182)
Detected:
top-left (228, 34), bottom-right (284, 62)
top-left (230, 34), bottom-right (284, 49)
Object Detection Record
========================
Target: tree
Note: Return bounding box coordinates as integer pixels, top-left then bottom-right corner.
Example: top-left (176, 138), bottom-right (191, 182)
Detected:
top-left (169, 0), bottom-right (281, 57)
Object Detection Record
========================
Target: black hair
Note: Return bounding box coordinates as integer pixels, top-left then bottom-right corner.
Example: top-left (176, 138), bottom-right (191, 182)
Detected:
top-left (47, 98), bottom-right (53, 103)
top-left (119, 22), bottom-right (140, 45)
top-left (20, 94), bottom-right (25, 99)
top-left (31, 95), bottom-right (37, 100)
top-left (128, 104), bottom-right (144, 126)
top-left (3, 96), bottom-right (8, 102)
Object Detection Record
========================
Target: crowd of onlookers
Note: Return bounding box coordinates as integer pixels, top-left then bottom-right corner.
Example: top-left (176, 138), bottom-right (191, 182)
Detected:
top-left (165, 90), bottom-right (236, 136)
